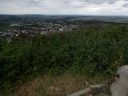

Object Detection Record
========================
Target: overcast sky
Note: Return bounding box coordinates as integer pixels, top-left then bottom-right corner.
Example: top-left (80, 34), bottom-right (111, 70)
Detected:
top-left (0, 0), bottom-right (128, 15)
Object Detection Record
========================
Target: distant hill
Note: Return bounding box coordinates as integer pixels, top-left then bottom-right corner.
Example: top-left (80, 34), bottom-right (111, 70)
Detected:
top-left (0, 15), bottom-right (128, 23)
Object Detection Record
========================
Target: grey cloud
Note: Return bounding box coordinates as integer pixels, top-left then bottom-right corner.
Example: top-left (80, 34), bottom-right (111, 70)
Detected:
top-left (0, 0), bottom-right (120, 4)
top-left (0, 0), bottom-right (128, 15)
top-left (123, 3), bottom-right (128, 7)
top-left (82, 0), bottom-right (119, 4)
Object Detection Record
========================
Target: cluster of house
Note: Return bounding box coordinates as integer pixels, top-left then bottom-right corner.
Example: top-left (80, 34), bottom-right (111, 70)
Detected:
top-left (0, 22), bottom-right (79, 42)
top-left (40, 23), bottom-right (79, 34)
top-left (0, 28), bottom-right (39, 42)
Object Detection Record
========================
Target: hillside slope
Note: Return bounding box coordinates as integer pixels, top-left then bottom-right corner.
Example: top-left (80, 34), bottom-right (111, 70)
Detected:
top-left (0, 23), bottom-right (128, 95)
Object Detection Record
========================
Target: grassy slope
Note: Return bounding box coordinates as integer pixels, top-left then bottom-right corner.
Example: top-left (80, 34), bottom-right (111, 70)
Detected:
top-left (0, 24), bottom-right (128, 95)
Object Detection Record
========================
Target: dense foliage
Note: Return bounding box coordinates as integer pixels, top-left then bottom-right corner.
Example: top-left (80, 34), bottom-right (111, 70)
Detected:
top-left (0, 24), bottom-right (128, 90)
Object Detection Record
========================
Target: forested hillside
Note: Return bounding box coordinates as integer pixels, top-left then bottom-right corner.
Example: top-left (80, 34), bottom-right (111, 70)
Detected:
top-left (0, 24), bottom-right (128, 95)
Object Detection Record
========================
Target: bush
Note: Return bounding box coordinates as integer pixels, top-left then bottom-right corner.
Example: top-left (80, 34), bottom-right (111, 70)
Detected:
top-left (0, 24), bottom-right (128, 89)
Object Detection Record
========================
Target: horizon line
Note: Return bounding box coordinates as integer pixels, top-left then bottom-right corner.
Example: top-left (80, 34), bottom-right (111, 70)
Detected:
top-left (0, 14), bottom-right (128, 17)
